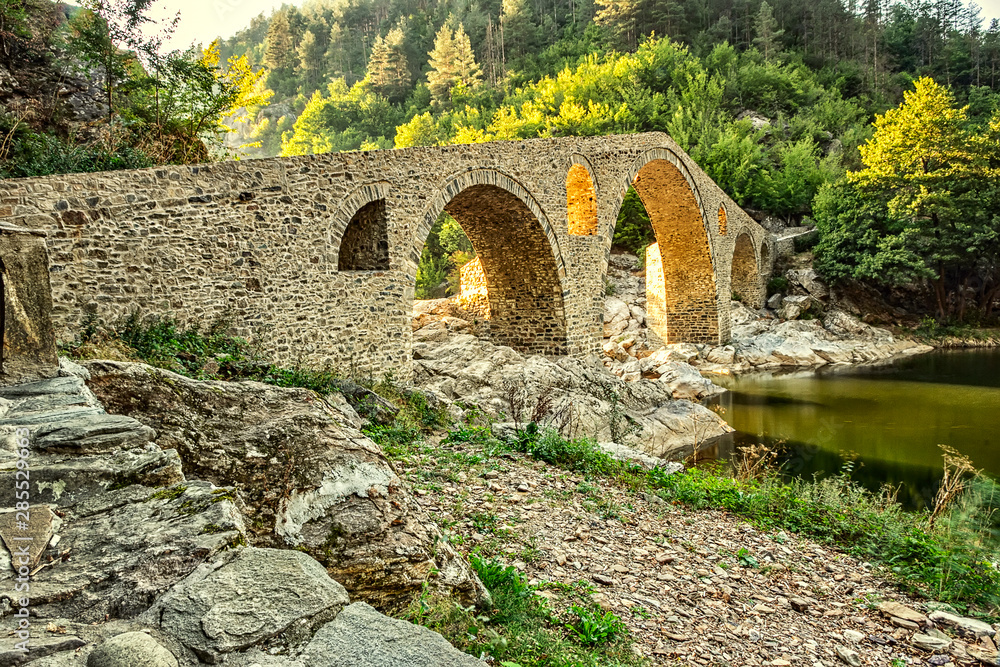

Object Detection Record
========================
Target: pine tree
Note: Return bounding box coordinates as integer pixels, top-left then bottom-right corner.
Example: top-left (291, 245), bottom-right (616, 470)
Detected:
top-left (297, 29), bottom-right (327, 94)
top-left (427, 24), bottom-right (458, 108)
top-left (367, 27), bottom-right (410, 102)
top-left (753, 1), bottom-right (784, 61)
top-left (595, 0), bottom-right (640, 48)
top-left (452, 24), bottom-right (482, 89)
top-left (264, 12), bottom-right (298, 94)
top-left (500, 0), bottom-right (538, 60)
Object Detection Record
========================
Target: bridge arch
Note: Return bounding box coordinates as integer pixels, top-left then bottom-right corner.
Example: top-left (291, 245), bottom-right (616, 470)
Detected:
top-left (332, 182), bottom-right (392, 271)
top-left (412, 168), bottom-right (568, 354)
top-left (611, 148), bottom-right (720, 344)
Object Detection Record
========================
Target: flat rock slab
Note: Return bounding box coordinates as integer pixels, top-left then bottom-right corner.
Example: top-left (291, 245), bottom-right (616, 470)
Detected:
top-left (0, 376), bottom-right (154, 457)
top-left (9, 481), bottom-right (245, 621)
top-left (0, 448), bottom-right (184, 510)
top-left (301, 602), bottom-right (485, 667)
top-left (928, 610), bottom-right (995, 638)
top-left (147, 547), bottom-right (349, 664)
top-left (0, 632), bottom-right (85, 666)
top-left (878, 601), bottom-right (927, 624)
top-left (0, 504), bottom-right (54, 568)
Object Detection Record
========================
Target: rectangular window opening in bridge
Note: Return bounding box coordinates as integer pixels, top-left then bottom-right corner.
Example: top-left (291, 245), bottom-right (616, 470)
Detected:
top-left (567, 164), bottom-right (598, 236)
top-left (338, 200), bottom-right (390, 271)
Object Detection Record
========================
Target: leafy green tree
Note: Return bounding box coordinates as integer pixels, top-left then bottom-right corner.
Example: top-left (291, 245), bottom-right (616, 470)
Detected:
top-left (281, 79), bottom-right (400, 155)
top-left (439, 213), bottom-right (473, 254)
top-left (815, 77), bottom-right (1000, 321)
top-left (415, 246), bottom-right (451, 299)
top-left (612, 186), bottom-right (654, 255)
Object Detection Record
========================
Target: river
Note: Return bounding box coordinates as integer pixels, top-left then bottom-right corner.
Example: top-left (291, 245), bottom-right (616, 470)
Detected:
top-left (704, 349), bottom-right (1000, 509)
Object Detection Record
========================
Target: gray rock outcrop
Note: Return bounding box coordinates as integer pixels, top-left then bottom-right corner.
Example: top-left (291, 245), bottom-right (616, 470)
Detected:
top-left (83, 361), bottom-right (487, 612)
top-left (412, 331), bottom-right (731, 459)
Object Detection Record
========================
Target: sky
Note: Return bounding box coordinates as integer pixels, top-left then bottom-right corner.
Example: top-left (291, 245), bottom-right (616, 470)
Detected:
top-left (149, 0), bottom-right (1000, 53)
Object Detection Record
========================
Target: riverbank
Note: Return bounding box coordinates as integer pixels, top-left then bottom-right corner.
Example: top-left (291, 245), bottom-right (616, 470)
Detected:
top-left (371, 421), bottom-right (1000, 666)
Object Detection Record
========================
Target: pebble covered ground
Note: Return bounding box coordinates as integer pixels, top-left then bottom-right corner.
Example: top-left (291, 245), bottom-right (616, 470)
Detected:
top-left (396, 435), bottom-right (999, 667)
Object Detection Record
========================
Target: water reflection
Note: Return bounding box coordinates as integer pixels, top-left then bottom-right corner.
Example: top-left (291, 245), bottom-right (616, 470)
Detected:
top-left (701, 350), bottom-right (1000, 510)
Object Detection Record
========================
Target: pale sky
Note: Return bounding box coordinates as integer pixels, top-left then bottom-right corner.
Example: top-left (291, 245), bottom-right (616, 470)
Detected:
top-left (148, 0), bottom-right (1000, 54)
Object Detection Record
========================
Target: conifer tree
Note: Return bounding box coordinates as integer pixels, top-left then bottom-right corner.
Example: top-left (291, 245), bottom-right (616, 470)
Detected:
top-left (500, 0), bottom-right (538, 60)
top-left (367, 27), bottom-right (411, 102)
top-left (427, 24), bottom-right (457, 107)
top-left (264, 12), bottom-right (298, 94)
top-left (753, 1), bottom-right (784, 61)
top-left (452, 24), bottom-right (482, 89)
top-left (595, 0), bottom-right (639, 48)
top-left (297, 29), bottom-right (327, 94)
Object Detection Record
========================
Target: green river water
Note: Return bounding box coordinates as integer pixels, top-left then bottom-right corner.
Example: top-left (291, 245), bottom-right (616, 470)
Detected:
top-left (705, 349), bottom-right (1000, 510)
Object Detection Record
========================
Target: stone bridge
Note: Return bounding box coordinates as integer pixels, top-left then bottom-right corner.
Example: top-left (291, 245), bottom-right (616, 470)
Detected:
top-left (0, 132), bottom-right (772, 380)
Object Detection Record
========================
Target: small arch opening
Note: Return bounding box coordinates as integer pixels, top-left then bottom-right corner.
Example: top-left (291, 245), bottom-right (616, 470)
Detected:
top-left (566, 163), bottom-right (598, 236)
top-left (731, 233), bottom-right (762, 308)
top-left (718, 205), bottom-right (728, 236)
top-left (338, 200), bottom-right (389, 271)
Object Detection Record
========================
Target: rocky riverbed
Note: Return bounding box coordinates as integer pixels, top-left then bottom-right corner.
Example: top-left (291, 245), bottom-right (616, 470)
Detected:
top-left (597, 253), bottom-right (933, 383)
top-left (1, 355), bottom-right (995, 666)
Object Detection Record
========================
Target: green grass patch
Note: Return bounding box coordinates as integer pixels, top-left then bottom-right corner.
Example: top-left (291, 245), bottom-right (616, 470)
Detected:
top-left (407, 556), bottom-right (645, 667)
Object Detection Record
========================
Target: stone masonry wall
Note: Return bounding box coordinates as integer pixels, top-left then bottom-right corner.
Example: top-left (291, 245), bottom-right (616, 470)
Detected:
top-left (0, 133), bottom-right (770, 380)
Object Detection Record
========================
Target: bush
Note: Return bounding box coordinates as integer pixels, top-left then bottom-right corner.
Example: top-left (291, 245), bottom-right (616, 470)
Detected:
top-left (767, 276), bottom-right (790, 296)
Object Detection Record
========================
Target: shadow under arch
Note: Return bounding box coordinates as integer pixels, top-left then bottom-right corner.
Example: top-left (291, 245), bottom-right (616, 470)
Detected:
top-left (609, 148), bottom-right (720, 344)
top-left (412, 168), bottom-right (568, 354)
top-left (760, 240), bottom-right (772, 294)
top-left (331, 181), bottom-right (392, 270)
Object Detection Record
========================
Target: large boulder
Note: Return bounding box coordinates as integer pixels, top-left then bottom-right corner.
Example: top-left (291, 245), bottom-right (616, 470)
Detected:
top-left (412, 332), bottom-right (731, 459)
top-left (653, 361), bottom-right (725, 401)
top-left (83, 361), bottom-right (486, 612)
top-left (785, 268), bottom-right (830, 300)
top-left (145, 548), bottom-right (349, 664)
top-left (299, 602), bottom-right (485, 667)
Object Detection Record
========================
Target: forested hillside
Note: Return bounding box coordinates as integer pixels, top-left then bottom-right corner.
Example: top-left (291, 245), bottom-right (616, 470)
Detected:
top-left (215, 0), bottom-right (999, 317)
top-left (221, 0), bottom-right (1000, 224)
top-left (1, 0), bottom-right (996, 321)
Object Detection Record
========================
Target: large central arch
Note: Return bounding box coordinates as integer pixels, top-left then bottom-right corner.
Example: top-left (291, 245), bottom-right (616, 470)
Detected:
top-left (413, 169), bottom-right (568, 354)
top-left (616, 149), bottom-right (720, 344)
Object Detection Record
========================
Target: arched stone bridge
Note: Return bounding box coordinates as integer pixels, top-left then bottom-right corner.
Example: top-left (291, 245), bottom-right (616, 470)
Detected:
top-left (0, 132), bottom-right (772, 380)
